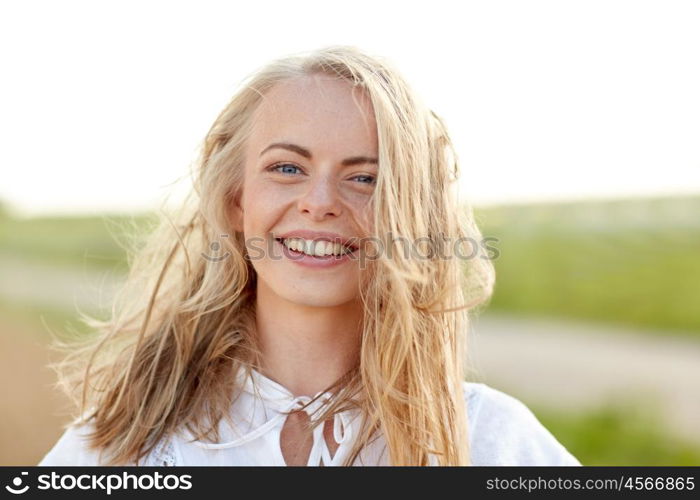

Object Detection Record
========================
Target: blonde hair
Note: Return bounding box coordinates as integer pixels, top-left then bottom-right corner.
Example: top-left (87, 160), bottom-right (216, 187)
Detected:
top-left (52, 45), bottom-right (495, 466)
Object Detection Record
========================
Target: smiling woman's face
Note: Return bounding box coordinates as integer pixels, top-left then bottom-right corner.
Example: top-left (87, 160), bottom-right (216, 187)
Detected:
top-left (232, 73), bottom-right (378, 308)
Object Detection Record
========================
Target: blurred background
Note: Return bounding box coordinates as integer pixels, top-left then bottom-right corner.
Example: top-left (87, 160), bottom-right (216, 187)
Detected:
top-left (1, 0), bottom-right (698, 465)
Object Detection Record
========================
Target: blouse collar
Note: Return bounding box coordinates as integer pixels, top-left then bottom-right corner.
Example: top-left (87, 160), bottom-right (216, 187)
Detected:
top-left (188, 366), bottom-right (361, 466)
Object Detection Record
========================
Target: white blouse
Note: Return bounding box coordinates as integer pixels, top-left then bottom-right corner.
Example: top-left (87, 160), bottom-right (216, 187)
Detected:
top-left (39, 368), bottom-right (581, 466)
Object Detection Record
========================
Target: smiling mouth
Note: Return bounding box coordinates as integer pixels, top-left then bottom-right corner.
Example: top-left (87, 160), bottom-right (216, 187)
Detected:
top-left (274, 237), bottom-right (359, 258)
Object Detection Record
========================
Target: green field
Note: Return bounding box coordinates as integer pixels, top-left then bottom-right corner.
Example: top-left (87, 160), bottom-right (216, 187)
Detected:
top-left (535, 403), bottom-right (700, 465)
top-left (0, 210), bottom-right (155, 272)
top-left (474, 194), bottom-right (700, 336)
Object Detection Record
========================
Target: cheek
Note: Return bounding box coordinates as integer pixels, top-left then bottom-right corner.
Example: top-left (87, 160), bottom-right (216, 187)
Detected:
top-left (241, 181), bottom-right (288, 232)
top-left (349, 195), bottom-right (374, 234)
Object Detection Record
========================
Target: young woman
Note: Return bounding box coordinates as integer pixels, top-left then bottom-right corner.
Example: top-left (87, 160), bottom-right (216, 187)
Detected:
top-left (39, 45), bottom-right (579, 466)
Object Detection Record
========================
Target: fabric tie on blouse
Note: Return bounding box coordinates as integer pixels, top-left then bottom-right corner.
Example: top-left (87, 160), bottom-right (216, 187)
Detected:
top-left (190, 367), bottom-right (358, 466)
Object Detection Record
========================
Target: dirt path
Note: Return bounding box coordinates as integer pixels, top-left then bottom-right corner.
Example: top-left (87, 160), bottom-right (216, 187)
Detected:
top-left (0, 318), bottom-right (72, 465)
top-left (0, 255), bottom-right (124, 311)
top-left (468, 312), bottom-right (700, 444)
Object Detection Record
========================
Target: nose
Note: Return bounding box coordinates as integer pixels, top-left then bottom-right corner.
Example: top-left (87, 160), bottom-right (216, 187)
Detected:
top-left (297, 175), bottom-right (343, 220)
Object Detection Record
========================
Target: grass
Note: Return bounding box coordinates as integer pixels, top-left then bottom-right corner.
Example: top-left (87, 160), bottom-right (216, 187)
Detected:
top-left (0, 297), bottom-right (97, 341)
top-left (0, 211), bottom-right (156, 272)
top-left (474, 194), bottom-right (700, 337)
top-left (534, 402), bottom-right (700, 466)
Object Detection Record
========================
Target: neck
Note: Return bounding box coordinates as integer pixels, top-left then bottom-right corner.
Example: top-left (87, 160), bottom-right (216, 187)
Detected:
top-left (254, 281), bottom-right (363, 397)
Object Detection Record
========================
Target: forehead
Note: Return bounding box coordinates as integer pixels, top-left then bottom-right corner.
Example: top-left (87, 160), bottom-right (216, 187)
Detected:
top-left (248, 74), bottom-right (377, 151)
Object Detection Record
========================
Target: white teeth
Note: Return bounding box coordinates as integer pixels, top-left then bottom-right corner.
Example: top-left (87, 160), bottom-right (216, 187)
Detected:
top-left (280, 238), bottom-right (351, 257)
top-left (331, 242), bottom-right (345, 255)
top-left (323, 242), bottom-right (335, 256)
top-left (311, 241), bottom-right (325, 257)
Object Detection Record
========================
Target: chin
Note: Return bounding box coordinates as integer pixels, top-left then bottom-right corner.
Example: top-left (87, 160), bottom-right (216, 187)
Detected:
top-left (276, 283), bottom-right (360, 308)
top-left (282, 292), bottom-right (356, 308)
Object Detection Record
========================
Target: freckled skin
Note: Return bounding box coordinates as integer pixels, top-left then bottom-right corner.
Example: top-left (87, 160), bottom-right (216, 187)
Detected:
top-left (231, 74), bottom-right (378, 308)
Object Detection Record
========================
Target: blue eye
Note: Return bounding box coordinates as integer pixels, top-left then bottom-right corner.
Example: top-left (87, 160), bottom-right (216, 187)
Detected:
top-left (353, 175), bottom-right (376, 185)
top-left (269, 163), bottom-right (302, 175)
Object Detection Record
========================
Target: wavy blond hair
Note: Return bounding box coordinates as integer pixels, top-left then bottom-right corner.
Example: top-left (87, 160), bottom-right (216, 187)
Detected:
top-left (52, 45), bottom-right (495, 466)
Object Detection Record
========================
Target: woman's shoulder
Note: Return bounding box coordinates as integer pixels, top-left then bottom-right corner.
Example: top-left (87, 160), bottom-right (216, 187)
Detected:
top-left (37, 417), bottom-right (176, 466)
top-left (462, 381), bottom-right (581, 466)
top-left (38, 418), bottom-right (106, 466)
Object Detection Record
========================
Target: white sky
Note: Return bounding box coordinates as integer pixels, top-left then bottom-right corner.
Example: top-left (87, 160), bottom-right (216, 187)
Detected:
top-left (1, 0), bottom-right (699, 216)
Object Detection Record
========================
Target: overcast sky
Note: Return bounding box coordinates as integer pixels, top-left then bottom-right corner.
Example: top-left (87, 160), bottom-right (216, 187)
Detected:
top-left (1, 0), bottom-right (699, 216)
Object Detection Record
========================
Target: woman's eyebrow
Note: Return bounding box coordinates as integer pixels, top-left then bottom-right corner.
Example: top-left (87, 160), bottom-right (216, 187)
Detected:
top-left (260, 142), bottom-right (378, 166)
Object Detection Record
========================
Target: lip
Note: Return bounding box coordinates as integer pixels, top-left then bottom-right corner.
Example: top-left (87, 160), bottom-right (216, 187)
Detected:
top-left (273, 230), bottom-right (360, 251)
top-left (274, 237), bottom-right (357, 268)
